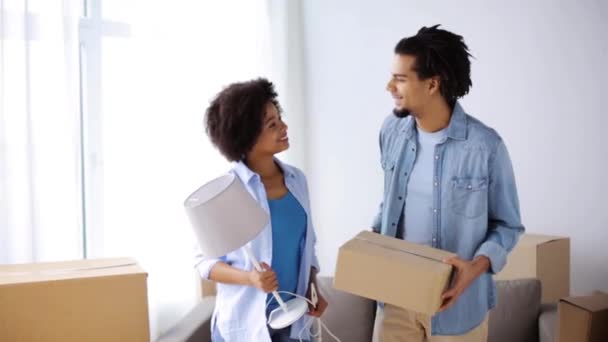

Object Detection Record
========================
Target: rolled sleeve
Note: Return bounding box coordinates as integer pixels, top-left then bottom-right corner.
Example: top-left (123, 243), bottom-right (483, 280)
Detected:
top-left (474, 240), bottom-right (508, 274)
top-left (194, 243), bottom-right (226, 279)
top-left (195, 257), bottom-right (223, 279)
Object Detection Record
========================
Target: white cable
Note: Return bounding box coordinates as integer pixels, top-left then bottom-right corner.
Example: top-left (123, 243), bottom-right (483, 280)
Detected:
top-left (265, 291), bottom-right (342, 342)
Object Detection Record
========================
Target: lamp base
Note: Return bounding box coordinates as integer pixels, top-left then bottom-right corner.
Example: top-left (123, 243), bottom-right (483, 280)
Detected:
top-left (267, 297), bottom-right (309, 329)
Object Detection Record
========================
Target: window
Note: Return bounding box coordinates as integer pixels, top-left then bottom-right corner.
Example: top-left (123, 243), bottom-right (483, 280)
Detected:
top-left (77, 1), bottom-right (274, 337)
top-left (2, 1), bottom-right (276, 337)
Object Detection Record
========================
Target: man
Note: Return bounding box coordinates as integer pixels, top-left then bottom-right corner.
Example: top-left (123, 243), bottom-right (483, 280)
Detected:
top-left (372, 25), bottom-right (524, 341)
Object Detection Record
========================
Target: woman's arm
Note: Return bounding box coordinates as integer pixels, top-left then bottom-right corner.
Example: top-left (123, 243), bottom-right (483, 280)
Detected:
top-left (209, 261), bottom-right (278, 293)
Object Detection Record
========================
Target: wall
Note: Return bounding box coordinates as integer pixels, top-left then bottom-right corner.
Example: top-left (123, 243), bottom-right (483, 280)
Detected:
top-left (301, 0), bottom-right (608, 295)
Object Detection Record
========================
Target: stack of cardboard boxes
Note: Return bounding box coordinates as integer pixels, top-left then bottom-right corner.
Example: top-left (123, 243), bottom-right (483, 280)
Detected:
top-left (496, 234), bottom-right (608, 341)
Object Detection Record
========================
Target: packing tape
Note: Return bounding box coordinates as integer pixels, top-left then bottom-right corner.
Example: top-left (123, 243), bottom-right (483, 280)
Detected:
top-left (0, 262), bottom-right (137, 277)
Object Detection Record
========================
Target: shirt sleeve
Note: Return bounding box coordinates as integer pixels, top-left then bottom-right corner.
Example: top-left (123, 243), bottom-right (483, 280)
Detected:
top-left (474, 140), bottom-right (525, 273)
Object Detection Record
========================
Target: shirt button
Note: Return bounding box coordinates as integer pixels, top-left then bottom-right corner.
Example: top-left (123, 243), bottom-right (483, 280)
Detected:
top-left (404, 172), bottom-right (408, 176)
top-left (467, 185), bottom-right (473, 190)
top-left (433, 209), bottom-right (438, 213)
top-left (432, 238), bottom-right (437, 242)
top-left (434, 182), bottom-right (438, 187)
top-left (398, 196), bottom-right (403, 200)
top-left (435, 155), bottom-right (439, 160)
top-left (392, 222), bottom-right (396, 226)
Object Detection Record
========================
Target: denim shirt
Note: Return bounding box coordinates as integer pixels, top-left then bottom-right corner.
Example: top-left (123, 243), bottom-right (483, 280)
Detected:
top-left (371, 102), bottom-right (525, 335)
top-left (195, 159), bottom-right (320, 341)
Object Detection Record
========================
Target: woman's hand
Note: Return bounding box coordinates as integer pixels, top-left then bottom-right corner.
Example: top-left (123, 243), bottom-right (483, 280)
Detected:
top-left (307, 292), bottom-right (328, 317)
top-left (306, 268), bottom-right (328, 317)
top-left (248, 262), bottom-right (278, 293)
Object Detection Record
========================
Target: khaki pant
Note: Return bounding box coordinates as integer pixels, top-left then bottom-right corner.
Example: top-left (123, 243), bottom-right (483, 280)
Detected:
top-left (374, 304), bottom-right (488, 342)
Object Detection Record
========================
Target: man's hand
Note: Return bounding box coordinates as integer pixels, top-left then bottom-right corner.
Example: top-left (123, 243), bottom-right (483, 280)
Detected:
top-left (439, 256), bottom-right (490, 312)
top-left (248, 262), bottom-right (278, 293)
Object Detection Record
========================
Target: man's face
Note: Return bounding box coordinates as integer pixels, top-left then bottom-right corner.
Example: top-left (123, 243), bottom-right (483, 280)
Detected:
top-left (386, 54), bottom-right (433, 118)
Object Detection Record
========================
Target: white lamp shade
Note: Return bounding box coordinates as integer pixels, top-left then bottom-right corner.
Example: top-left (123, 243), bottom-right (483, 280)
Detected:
top-left (184, 173), bottom-right (269, 258)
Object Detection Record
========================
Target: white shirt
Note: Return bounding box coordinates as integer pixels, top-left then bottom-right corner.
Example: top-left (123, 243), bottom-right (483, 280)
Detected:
top-left (194, 159), bottom-right (320, 341)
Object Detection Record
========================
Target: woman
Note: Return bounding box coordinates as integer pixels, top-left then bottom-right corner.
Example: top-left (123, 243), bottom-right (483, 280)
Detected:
top-left (195, 78), bottom-right (328, 341)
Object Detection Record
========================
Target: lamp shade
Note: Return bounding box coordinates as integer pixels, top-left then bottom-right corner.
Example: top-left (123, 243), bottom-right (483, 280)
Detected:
top-left (184, 173), bottom-right (269, 258)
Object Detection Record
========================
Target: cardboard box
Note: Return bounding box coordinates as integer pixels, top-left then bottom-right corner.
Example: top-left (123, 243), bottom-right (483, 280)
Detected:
top-left (557, 294), bottom-right (608, 342)
top-left (334, 231), bottom-right (455, 315)
top-left (196, 275), bottom-right (217, 298)
top-left (593, 289), bottom-right (608, 297)
top-left (201, 279), bottom-right (217, 297)
top-left (0, 258), bottom-right (150, 342)
top-left (495, 233), bottom-right (570, 303)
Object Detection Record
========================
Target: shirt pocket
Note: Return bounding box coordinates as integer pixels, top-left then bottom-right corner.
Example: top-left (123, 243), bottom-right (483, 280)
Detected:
top-left (450, 177), bottom-right (488, 219)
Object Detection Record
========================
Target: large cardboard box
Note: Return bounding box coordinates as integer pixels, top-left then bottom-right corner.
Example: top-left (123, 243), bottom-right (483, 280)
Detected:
top-left (495, 233), bottom-right (570, 303)
top-left (557, 294), bottom-right (608, 342)
top-left (0, 258), bottom-right (150, 342)
top-left (196, 277), bottom-right (217, 298)
top-left (334, 231), bottom-right (455, 315)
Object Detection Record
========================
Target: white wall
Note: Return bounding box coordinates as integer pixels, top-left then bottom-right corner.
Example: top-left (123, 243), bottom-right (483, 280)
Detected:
top-left (300, 0), bottom-right (608, 295)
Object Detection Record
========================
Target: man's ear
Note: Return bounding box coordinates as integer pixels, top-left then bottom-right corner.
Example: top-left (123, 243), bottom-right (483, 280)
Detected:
top-left (428, 76), bottom-right (441, 95)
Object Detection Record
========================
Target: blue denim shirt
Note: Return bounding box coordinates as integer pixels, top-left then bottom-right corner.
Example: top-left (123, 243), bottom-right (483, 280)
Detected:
top-left (195, 159), bottom-right (320, 341)
top-left (372, 102), bottom-right (525, 335)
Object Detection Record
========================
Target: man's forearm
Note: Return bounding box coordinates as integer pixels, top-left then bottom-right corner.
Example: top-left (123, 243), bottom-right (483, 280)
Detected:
top-left (472, 255), bottom-right (491, 276)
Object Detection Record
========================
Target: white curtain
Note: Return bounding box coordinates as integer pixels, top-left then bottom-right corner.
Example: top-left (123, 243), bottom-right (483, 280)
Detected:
top-left (265, 0), bottom-right (309, 171)
top-left (0, 0), bottom-right (83, 264)
top-left (1, 0), bottom-right (304, 339)
top-left (98, 1), bottom-right (280, 338)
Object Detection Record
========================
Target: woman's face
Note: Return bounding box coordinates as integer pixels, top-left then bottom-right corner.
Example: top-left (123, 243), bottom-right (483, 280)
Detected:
top-left (248, 101), bottom-right (289, 158)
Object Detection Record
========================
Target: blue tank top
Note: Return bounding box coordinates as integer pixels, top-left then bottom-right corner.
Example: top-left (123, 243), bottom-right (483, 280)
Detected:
top-left (265, 190), bottom-right (307, 315)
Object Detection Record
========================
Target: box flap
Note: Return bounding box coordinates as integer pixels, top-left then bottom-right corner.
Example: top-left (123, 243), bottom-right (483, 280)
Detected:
top-left (561, 294), bottom-right (608, 313)
top-left (0, 258), bottom-right (146, 286)
top-left (354, 231), bottom-right (456, 262)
